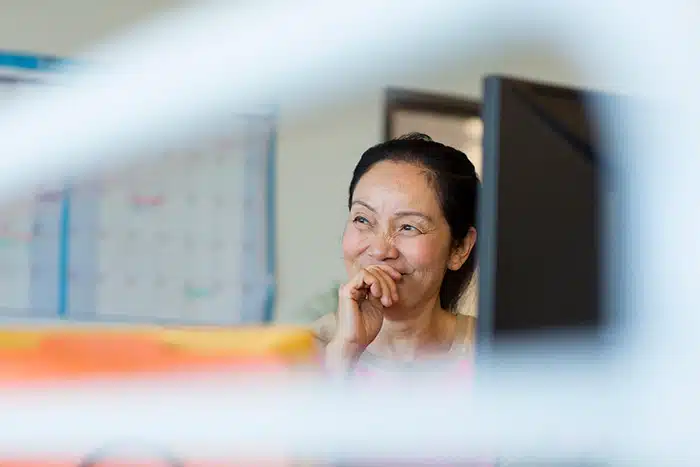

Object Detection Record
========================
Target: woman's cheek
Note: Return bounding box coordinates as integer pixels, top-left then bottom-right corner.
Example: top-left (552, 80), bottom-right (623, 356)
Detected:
top-left (342, 227), bottom-right (367, 260)
top-left (399, 236), bottom-right (447, 269)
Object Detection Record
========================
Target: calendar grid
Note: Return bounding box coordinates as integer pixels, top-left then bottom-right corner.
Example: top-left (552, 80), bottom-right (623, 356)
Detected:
top-left (0, 53), bottom-right (276, 324)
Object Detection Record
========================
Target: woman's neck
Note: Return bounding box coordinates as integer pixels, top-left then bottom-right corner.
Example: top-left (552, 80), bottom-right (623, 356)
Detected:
top-left (368, 295), bottom-right (453, 361)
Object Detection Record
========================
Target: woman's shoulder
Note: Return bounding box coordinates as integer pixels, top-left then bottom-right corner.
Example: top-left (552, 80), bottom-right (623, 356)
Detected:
top-left (310, 312), bottom-right (338, 345)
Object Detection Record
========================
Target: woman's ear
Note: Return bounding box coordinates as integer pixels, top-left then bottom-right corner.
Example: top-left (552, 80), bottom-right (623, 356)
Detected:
top-left (447, 227), bottom-right (477, 271)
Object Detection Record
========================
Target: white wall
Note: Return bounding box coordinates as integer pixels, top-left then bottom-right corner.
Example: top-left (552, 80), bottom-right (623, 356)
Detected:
top-left (0, 0), bottom-right (616, 323)
top-left (0, 0), bottom-right (177, 56)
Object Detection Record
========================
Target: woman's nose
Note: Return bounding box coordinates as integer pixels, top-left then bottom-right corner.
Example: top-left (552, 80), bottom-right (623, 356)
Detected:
top-left (368, 234), bottom-right (399, 260)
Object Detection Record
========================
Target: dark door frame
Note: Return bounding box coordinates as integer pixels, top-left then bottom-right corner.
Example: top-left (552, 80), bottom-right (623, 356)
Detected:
top-left (383, 87), bottom-right (481, 141)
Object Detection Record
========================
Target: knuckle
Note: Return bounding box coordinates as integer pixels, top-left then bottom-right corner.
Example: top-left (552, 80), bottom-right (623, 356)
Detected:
top-left (361, 270), bottom-right (375, 282)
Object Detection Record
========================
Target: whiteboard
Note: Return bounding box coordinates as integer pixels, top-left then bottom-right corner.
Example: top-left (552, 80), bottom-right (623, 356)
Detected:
top-left (0, 55), bottom-right (67, 319)
top-left (0, 53), bottom-right (276, 324)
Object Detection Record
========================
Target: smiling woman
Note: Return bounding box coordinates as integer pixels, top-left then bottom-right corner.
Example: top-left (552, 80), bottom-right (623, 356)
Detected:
top-left (313, 133), bottom-right (480, 376)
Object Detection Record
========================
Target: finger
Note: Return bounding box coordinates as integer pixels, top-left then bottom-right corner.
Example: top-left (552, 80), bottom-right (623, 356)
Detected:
top-left (340, 273), bottom-right (369, 301)
top-left (344, 268), bottom-right (396, 307)
top-left (366, 266), bottom-right (395, 307)
top-left (374, 264), bottom-right (402, 282)
top-left (379, 269), bottom-right (400, 303)
top-left (372, 266), bottom-right (400, 302)
top-left (346, 285), bottom-right (366, 301)
top-left (342, 269), bottom-right (379, 301)
top-left (364, 271), bottom-right (384, 300)
top-left (366, 267), bottom-right (390, 306)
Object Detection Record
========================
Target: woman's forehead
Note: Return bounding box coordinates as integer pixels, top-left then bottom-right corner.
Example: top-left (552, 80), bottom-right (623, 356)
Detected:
top-left (353, 161), bottom-right (441, 213)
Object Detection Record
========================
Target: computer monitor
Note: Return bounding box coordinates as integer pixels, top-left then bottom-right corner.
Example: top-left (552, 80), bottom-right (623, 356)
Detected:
top-left (477, 75), bottom-right (611, 354)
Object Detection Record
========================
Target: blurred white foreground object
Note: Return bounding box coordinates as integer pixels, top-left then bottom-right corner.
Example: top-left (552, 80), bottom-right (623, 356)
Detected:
top-left (0, 0), bottom-right (696, 463)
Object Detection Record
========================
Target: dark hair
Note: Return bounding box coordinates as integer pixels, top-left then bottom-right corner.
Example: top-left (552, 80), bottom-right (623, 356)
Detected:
top-left (348, 132), bottom-right (480, 311)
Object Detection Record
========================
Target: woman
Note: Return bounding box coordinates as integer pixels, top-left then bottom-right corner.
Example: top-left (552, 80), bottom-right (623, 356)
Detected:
top-left (313, 133), bottom-right (479, 376)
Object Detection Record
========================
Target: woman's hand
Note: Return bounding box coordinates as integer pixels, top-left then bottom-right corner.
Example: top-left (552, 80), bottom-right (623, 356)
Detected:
top-left (325, 265), bottom-right (401, 372)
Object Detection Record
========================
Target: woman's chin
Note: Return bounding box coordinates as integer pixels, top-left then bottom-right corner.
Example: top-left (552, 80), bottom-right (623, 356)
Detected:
top-left (381, 303), bottom-right (409, 317)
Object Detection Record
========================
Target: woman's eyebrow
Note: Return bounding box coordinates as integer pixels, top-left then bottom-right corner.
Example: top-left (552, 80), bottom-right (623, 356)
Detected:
top-left (352, 201), bottom-right (433, 223)
top-left (394, 210), bottom-right (433, 222)
top-left (351, 200), bottom-right (376, 212)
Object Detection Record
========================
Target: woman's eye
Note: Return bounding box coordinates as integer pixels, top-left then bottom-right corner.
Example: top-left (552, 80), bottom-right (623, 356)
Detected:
top-left (400, 224), bottom-right (418, 232)
top-left (353, 216), bottom-right (369, 225)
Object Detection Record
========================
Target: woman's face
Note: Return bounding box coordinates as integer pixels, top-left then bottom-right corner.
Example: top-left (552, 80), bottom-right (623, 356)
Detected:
top-left (342, 161), bottom-right (471, 312)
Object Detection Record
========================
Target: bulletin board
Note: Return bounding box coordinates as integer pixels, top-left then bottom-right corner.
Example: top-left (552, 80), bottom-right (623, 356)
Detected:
top-left (0, 52), bottom-right (276, 324)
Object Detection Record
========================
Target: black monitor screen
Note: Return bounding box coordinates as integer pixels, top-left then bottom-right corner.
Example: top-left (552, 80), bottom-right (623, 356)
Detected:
top-left (478, 76), bottom-right (607, 348)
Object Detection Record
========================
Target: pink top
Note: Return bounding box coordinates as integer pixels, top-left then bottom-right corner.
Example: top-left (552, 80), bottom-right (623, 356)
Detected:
top-left (346, 316), bottom-right (491, 466)
top-left (353, 353), bottom-right (473, 379)
top-left (352, 313), bottom-right (474, 379)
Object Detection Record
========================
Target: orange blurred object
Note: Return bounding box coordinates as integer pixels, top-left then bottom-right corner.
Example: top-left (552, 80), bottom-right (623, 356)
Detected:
top-left (0, 325), bottom-right (318, 382)
top-left (0, 326), bottom-right (319, 466)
